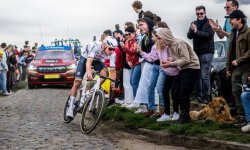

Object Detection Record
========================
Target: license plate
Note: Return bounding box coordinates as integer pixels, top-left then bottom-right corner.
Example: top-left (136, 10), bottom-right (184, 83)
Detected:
top-left (44, 74), bottom-right (60, 79)
top-left (45, 59), bottom-right (58, 63)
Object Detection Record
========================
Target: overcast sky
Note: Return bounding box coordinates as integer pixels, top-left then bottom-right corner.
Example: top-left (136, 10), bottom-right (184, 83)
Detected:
top-left (0, 0), bottom-right (249, 48)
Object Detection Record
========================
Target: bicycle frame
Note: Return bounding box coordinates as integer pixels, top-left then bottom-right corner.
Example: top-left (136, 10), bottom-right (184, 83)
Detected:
top-left (78, 70), bottom-right (120, 133)
top-left (88, 76), bottom-right (103, 112)
top-left (79, 72), bottom-right (104, 112)
top-left (79, 70), bottom-right (119, 112)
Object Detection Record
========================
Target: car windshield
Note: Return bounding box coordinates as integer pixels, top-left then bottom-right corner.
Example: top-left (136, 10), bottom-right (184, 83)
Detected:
top-left (35, 50), bottom-right (73, 60)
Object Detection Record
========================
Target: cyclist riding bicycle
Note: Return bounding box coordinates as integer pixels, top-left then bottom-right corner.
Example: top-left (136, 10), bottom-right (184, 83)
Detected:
top-left (66, 36), bottom-right (117, 119)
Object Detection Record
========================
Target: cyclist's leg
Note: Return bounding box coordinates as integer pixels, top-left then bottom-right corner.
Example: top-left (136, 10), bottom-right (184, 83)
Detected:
top-left (93, 60), bottom-right (108, 83)
top-left (67, 56), bottom-right (87, 117)
top-left (100, 68), bottom-right (109, 78)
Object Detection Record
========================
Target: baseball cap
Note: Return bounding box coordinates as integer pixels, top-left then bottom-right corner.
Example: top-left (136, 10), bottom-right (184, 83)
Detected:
top-left (225, 10), bottom-right (246, 19)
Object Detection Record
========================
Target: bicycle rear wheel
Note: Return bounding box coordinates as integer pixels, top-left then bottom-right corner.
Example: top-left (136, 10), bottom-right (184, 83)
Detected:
top-left (80, 90), bottom-right (105, 134)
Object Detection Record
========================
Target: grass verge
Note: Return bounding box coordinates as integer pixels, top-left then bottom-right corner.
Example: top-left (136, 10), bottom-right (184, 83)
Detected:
top-left (13, 81), bottom-right (27, 92)
top-left (0, 81), bottom-right (27, 97)
top-left (103, 106), bottom-right (250, 144)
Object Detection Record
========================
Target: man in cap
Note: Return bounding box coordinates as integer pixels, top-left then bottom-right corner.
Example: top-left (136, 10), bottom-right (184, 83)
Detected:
top-left (226, 10), bottom-right (250, 125)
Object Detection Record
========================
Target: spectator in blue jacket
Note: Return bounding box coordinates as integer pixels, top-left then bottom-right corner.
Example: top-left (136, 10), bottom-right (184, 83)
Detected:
top-left (0, 52), bottom-right (8, 96)
top-left (241, 77), bottom-right (250, 133)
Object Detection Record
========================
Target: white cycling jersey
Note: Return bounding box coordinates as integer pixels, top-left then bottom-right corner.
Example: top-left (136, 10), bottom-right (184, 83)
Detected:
top-left (82, 42), bottom-right (116, 68)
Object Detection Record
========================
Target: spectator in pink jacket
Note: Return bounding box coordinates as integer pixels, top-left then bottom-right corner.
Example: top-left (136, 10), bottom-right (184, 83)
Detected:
top-left (138, 28), bottom-right (180, 121)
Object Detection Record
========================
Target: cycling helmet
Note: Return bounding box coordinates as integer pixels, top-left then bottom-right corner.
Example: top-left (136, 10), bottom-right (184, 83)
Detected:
top-left (103, 36), bottom-right (118, 49)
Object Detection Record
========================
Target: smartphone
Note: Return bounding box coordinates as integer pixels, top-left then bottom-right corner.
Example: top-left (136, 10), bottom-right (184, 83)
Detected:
top-left (135, 38), bottom-right (139, 44)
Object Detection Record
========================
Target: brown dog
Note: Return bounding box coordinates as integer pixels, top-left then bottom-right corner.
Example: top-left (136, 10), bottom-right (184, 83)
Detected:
top-left (190, 97), bottom-right (234, 123)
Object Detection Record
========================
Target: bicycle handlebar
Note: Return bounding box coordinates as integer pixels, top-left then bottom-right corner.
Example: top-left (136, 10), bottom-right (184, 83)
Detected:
top-left (92, 70), bottom-right (120, 87)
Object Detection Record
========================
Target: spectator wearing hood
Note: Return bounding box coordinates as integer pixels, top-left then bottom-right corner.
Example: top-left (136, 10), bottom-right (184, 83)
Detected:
top-left (139, 17), bottom-right (155, 55)
top-left (160, 28), bottom-right (200, 124)
top-left (139, 26), bottom-right (180, 120)
top-left (126, 17), bottom-right (157, 114)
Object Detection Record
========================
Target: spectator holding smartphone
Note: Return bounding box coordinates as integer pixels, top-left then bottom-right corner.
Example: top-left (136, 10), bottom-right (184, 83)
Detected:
top-left (121, 26), bottom-right (141, 102)
top-left (160, 28), bottom-right (200, 124)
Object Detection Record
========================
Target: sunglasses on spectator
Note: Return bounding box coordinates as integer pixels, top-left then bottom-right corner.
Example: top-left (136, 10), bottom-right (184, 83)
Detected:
top-left (196, 13), bottom-right (204, 16)
top-left (125, 33), bottom-right (131, 36)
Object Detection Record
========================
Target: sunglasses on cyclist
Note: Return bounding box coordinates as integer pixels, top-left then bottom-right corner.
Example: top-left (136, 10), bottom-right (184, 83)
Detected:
top-left (108, 47), bottom-right (115, 51)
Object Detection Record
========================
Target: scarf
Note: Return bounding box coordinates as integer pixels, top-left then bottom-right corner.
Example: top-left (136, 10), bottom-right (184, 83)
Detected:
top-left (196, 16), bottom-right (208, 31)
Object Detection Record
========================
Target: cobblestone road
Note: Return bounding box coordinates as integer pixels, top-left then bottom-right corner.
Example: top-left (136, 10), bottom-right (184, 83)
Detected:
top-left (0, 86), bottom-right (122, 150)
top-left (0, 86), bottom-right (186, 150)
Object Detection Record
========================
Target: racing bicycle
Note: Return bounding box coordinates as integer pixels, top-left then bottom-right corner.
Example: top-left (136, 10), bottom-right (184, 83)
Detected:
top-left (63, 70), bottom-right (119, 134)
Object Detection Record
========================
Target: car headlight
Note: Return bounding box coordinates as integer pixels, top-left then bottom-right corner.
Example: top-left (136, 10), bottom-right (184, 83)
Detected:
top-left (28, 65), bottom-right (37, 70)
top-left (67, 64), bottom-right (77, 70)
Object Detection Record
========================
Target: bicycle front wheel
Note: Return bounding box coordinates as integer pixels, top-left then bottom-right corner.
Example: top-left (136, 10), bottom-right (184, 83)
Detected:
top-left (80, 90), bottom-right (105, 134)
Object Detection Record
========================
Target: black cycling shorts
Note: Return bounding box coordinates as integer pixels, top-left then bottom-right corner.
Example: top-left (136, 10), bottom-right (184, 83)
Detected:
top-left (75, 56), bottom-right (106, 79)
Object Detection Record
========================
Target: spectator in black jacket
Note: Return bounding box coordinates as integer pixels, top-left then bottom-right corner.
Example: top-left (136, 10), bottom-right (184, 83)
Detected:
top-left (132, 0), bottom-right (144, 19)
top-left (187, 6), bottom-right (215, 104)
top-left (126, 17), bottom-right (156, 113)
top-left (5, 45), bottom-right (15, 94)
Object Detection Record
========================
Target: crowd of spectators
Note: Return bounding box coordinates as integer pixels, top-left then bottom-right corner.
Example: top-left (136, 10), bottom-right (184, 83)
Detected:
top-left (102, 0), bottom-right (250, 132)
top-left (0, 41), bottom-right (37, 96)
top-left (2, 0), bottom-right (250, 134)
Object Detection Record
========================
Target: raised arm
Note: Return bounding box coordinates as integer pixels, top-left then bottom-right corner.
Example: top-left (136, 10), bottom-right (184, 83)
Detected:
top-left (140, 45), bottom-right (159, 62)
